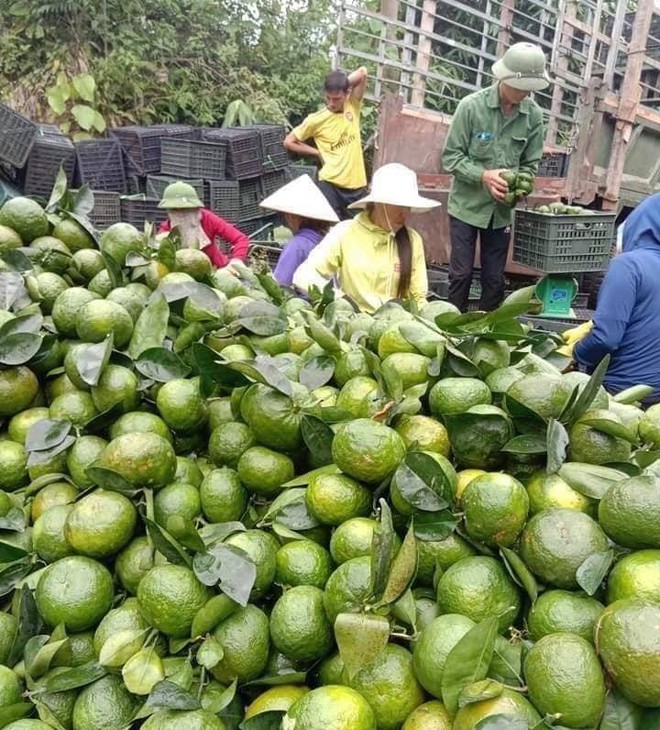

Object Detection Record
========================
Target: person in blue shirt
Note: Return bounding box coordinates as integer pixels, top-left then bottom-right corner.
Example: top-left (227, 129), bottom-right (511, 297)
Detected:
top-left (574, 192), bottom-right (660, 404)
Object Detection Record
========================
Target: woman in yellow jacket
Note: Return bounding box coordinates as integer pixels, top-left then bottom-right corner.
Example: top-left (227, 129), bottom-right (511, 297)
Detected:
top-left (293, 163), bottom-right (440, 313)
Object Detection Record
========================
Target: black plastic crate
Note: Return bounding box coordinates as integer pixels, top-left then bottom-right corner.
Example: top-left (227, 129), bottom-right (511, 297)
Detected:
top-left (0, 103), bottom-right (37, 168)
top-left (120, 195), bottom-right (167, 229)
top-left (110, 124), bottom-right (193, 176)
top-left (238, 177), bottom-right (265, 221)
top-left (537, 152), bottom-right (569, 177)
top-left (75, 139), bottom-right (126, 193)
top-left (87, 191), bottom-right (121, 230)
top-left (252, 124), bottom-right (288, 171)
top-left (23, 125), bottom-right (76, 198)
top-left (126, 175), bottom-right (147, 194)
top-left (160, 138), bottom-right (227, 180)
top-left (208, 181), bottom-right (240, 222)
top-left (202, 128), bottom-right (263, 180)
top-left (146, 175), bottom-right (206, 206)
top-left (262, 170), bottom-right (287, 197)
top-left (241, 216), bottom-right (277, 240)
top-left (513, 210), bottom-right (616, 273)
top-left (286, 163), bottom-right (318, 182)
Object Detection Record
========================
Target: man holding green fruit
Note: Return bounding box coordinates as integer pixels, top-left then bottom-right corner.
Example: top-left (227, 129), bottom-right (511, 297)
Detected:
top-left (442, 42), bottom-right (550, 311)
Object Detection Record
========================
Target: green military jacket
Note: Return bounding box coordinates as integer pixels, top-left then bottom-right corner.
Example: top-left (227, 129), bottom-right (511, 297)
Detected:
top-left (442, 83), bottom-right (545, 229)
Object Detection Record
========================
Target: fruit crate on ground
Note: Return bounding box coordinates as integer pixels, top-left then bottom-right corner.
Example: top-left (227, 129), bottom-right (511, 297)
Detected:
top-left (287, 164), bottom-right (318, 182)
top-left (0, 102), bottom-right (37, 168)
top-left (513, 210), bottom-right (616, 274)
top-left (537, 152), bottom-right (569, 177)
top-left (249, 242), bottom-right (282, 267)
top-left (262, 170), bottom-right (287, 197)
top-left (120, 195), bottom-right (167, 229)
top-left (146, 175), bottom-right (206, 206)
top-left (252, 124), bottom-right (289, 171)
top-left (202, 128), bottom-right (263, 180)
top-left (88, 191), bottom-right (121, 231)
top-left (110, 124), bottom-right (194, 176)
top-left (208, 181), bottom-right (240, 223)
top-left (74, 139), bottom-right (126, 193)
top-left (238, 178), bottom-right (265, 221)
top-left (23, 125), bottom-right (75, 198)
top-left (160, 138), bottom-right (227, 180)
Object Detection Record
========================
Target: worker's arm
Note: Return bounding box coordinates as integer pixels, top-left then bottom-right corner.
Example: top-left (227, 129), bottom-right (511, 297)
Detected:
top-left (518, 106), bottom-right (545, 177)
top-left (348, 66), bottom-right (368, 101)
top-left (283, 131), bottom-right (322, 161)
top-left (204, 211), bottom-right (250, 262)
top-left (574, 257), bottom-right (638, 367)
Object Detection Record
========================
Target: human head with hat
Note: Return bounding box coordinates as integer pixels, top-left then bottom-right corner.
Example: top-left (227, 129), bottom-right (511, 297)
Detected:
top-left (158, 181), bottom-right (206, 245)
top-left (492, 42), bottom-right (550, 104)
top-left (260, 174), bottom-right (339, 233)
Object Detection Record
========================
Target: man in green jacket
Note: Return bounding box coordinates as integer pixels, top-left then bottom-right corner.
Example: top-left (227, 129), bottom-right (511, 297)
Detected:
top-left (442, 42), bottom-right (550, 312)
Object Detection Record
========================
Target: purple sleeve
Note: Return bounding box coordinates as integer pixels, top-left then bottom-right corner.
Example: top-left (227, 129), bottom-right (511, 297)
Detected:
top-left (273, 239), bottom-right (307, 286)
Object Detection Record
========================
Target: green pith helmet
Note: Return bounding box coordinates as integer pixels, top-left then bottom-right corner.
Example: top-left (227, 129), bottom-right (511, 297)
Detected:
top-left (158, 182), bottom-right (204, 210)
top-left (492, 42), bottom-right (550, 92)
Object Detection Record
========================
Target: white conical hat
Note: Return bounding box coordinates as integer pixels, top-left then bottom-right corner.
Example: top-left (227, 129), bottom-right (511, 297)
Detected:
top-left (349, 163), bottom-right (441, 213)
top-left (260, 174), bottom-right (339, 222)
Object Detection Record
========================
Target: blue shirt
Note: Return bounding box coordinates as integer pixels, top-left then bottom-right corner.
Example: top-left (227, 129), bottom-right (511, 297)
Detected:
top-left (273, 228), bottom-right (323, 286)
top-left (575, 193), bottom-right (660, 396)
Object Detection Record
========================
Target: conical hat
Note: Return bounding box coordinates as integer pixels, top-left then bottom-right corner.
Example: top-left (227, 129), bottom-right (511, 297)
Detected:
top-left (260, 175), bottom-right (339, 223)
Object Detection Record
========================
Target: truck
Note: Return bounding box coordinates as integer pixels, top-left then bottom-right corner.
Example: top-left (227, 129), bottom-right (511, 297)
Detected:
top-left (336, 0), bottom-right (660, 296)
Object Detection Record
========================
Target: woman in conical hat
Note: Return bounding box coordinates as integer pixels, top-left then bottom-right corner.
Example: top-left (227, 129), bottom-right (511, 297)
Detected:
top-left (260, 174), bottom-right (340, 286)
top-left (293, 163), bottom-right (440, 313)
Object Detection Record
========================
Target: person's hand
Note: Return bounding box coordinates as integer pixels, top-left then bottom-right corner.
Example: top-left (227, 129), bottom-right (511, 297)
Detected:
top-left (482, 169), bottom-right (510, 203)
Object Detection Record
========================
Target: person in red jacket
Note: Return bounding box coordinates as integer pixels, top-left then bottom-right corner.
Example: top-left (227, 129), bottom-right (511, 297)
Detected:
top-left (157, 181), bottom-right (249, 268)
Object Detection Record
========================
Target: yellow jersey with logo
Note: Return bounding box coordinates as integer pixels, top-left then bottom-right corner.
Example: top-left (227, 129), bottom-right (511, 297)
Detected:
top-left (292, 97), bottom-right (367, 190)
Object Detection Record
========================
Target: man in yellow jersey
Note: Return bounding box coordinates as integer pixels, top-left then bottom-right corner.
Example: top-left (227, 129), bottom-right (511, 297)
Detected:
top-left (284, 67), bottom-right (368, 220)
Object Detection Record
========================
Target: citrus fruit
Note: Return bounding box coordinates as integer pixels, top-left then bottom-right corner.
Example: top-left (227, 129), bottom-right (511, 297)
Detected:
top-left (108, 410), bottom-right (172, 443)
top-left (0, 197), bottom-right (48, 242)
top-left (26, 271), bottom-right (69, 313)
top-left (377, 323), bottom-right (417, 358)
top-left (390, 451), bottom-right (457, 517)
top-left (75, 299), bottom-right (134, 348)
top-left (524, 632), bottom-right (606, 728)
top-left (346, 644), bottom-right (424, 730)
top-left (49, 390), bottom-right (97, 426)
top-left (329, 517), bottom-right (387, 565)
top-left (4, 722), bottom-right (52, 730)
top-left (519, 508), bottom-right (609, 589)
top-left (35, 555), bottom-right (114, 631)
top-left (332, 418), bottom-right (406, 484)
top-left (305, 471), bottom-right (371, 526)
top-left (284, 685), bottom-right (376, 730)
top-left (52, 217), bottom-right (95, 252)
top-left (63, 343), bottom-right (92, 390)
top-left (175, 456), bottom-right (204, 487)
top-left (452, 688), bottom-right (541, 730)
top-left (445, 404), bottom-right (513, 470)
top-left (237, 446), bottom-right (295, 497)
top-left (106, 286), bottom-right (146, 323)
top-left (100, 222), bottom-right (142, 265)
top-left (225, 529), bottom-right (279, 599)
top-left (598, 475), bottom-right (660, 548)
top-left (71, 674), bottom-right (137, 730)
top-left (382, 352), bottom-right (431, 391)
top-left (436, 556), bottom-right (521, 633)
top-left (402, 701), bottom-right (452, 730)
top-left (66, 435), bottom-right (107, 488)
top-left (526, 470), bottom-right (596, 517)
top-left (412, 613), bottom-right (476, 698)
top-left (640, 404), bottom-right (660, 447)
top-left (51, 631), bottom-right (96, 668)
top-left (506, 374), bottom-right (571, 420)
top-left (415, 535), bottom-right (476, 587)
top-left (51, 287), bottom-right (101, 337)
top-left (142, 709), bottom-right (227, 729)
top-left (461, 472), bottom-right (529, 547)
top-left (0, 440), bottom-right (28, 491)
top-left (138, 564), bottom-right (212, 637)
top-left (99, 432), bottom-right (176, 488)
top-left (240, 383), bottom-right (302, 451)
top-left (0, 366), bottom-right (39, 417)
top-left (72, 248), bottom-right (105, 281)
top-left (562, 371), bottom-right (609, 409)
top-left (208, 422), bottom-right (256, 467)
top-left (87, 269), bottom-right (113, 296)
top-left (0, 612), bottom-right (17, 665)
top-left (175, 247), bottom-right (213, 280)
top-left (7, 406), bottom-right (49, 445)
top-left (334, 349), bottom-right (371, 386)
top-left (93, 598), bottom-right (148, 655)
top-left (606, 550), bottom-right (660, 604)
top-left (270, 585), bottom-right (333, 662)
top-left (115, 536), bottom-right (155, 595)
top-left (485, 366), bottom-right (524, 399)
top-left (33, 504), bottom-right (75, 563)
top-left (323, 555), bottom-right (373, 623)
top-left (207, 398), bottom-right (235, 430)
top-left (156, 377), bottom-right (206, 433)
top-left (0, 665), bottom-right (24, 706)
top-left (154, 481), bottom-right (201, 531)
top-left (429, 377), bottom-right (491, 416)
top-left (335, 376), bottom-right (381, 419)
top-left (569, 415), bottom-right (632, 465)
top-left (28, 448), bottom-right (69, 481)
top-left (0, 224), bottom-right (22, 250)
top-left (275, 540), bottom-right (333, 589)
top-left (470, 338), bottom-right (511, 376)
top-left (211, 605), bottom-right (270, 684)
top-left (64, 488), bottom-right (136, 558)
top-left (245, 685), bottom-right (310, 720)
top-left (527, 589), bottom-right (604, 643)
top-left (199, 467), bottom-right (248, 523)
top-left (395, 415), bottom-right (450, 457)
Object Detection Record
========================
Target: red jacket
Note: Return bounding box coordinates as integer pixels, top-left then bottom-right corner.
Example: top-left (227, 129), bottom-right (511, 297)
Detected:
top-left (159, 209), bottom-right (249, 268)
